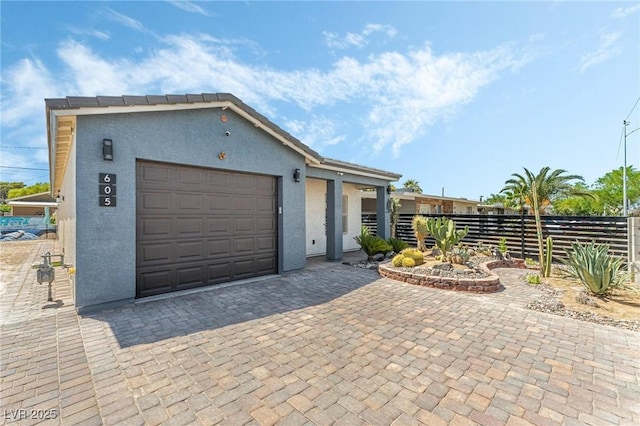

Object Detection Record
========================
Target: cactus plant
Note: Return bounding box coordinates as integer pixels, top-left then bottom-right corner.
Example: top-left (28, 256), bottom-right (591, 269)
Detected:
top-left (543, 236), bottom-right (553, 277)
top-left (392, 254), bottom-right (405, 267)
top-left (447, 246), bottom-right (470, 265)
top-left (400, 248), bottom-right (424, 266)
top-left (402, 257), bottom-right (416, 268)
top-left (412, 215), bottom-right (429, 251)
top-left (425, 217), bottom-right (469, 260)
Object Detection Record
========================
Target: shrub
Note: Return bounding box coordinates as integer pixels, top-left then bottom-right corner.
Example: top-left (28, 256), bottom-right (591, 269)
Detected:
top-left (525, 273), bottom-right (541, 285)
top-left (402, 257), bottom-right (416, 268)
top-left (354, 226), bottom-right (392, 262)
top-left (498, 237), bottom-right (508, 254)
top-left (400, 248), bottom-right (424, 266)
top-left (561, 241), bottom-right (629, 295)
top-left (392, 254), bottom-right (405, 267)
top-left (387, 238), bottom-right (409, 253)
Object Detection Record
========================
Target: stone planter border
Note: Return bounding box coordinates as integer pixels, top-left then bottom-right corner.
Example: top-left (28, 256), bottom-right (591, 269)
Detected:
top-left (378, 258), bottom-right (526, 293)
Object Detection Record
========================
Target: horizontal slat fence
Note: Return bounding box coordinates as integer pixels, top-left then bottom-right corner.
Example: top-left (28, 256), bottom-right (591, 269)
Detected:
top-left (362, 214), bottom-right (628, 260)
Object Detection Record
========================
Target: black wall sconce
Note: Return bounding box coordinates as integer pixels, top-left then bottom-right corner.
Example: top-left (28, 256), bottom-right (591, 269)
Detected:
top-left (293, 168), bottom-right (301, 182)
top-left (386, 185), bottom-right (392, 194)
top-left (103, 138), bottom-right (113, 161)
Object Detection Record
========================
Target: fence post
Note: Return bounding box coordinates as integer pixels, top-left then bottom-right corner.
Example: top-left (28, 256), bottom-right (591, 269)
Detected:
top-left (628, 217), bottom-right (639, 283)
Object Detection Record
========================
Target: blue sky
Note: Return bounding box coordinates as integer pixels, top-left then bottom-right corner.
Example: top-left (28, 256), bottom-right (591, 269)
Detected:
top-left (1, 1), bottom-right (639, 200)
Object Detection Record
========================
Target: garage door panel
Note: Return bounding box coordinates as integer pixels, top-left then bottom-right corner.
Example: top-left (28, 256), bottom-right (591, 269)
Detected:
top-left (256, 176), bottom-right (276, 193)
top-left (176, 241), bottom-right (203, 261)
top-left (257, 256), bottom-right (276, 274)
top-left (256, 217), bottom-right (276, 232)
top-left (207, 239), bottom-right (231, 257)
top-left (234, 258), bottom-right (256, 278)
top-left (207, 263), bottom-right (232, 282)
top-left (207, 170), bottom-right (230, 189)
top-left (139, 243), bottom-right (173, 264)
top-left (137, 161), bottom-right (277, 298)
top-left (177, 193), bottom-right (204, 212)
top-left (234, 196), bottom-right (254, 211)
top-left (141, 164), bottom-right (172, 184)
top-left (256, 197), bottom-right (276, 213)
top-left (137, 269), bottom-right (173, 296)
top-left (257, 236), bottom-right (276, 251)
top-left (234, 217), bottom-right (254, 233)
top-left (208, 195), bottom-right (231, 212)
top-left (234, 237), bottom-right (255, 254)
top-left (208, 218), bottom-right (230, 234)
top-left (177, 168), bottom-right (203, 186)
top-left (234, 174), bottom-right (254, 192)
top-left (177, 218), bottom-right (204, 236)
top-left (141, 192), bottom-right (172, 211)
top-left (176, 265), bottom-right (205, 288)
top-left (140, 218), bottom-right (173, 238)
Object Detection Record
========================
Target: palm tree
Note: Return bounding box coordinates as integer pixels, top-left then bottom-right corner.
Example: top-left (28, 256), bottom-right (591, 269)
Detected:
top-left (403, 179), bottom-right (422, 193)
top-left (501, 167), bottom-right (594, 277)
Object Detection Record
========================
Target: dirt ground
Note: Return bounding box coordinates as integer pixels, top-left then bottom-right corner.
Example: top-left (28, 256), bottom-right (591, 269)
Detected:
top-left (0, 241), bottom-right (37, 286)
top-left (417, 251), bottom-right (640, 322)
top-left (542, 268), bottom-right (640, 321)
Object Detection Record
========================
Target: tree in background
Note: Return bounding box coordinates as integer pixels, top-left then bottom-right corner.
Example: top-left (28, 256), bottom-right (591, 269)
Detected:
top-left (552, 167), bottom-right (639, 216)
top-left (402, 179), bottom-right (422, 193)
top-left (502, 167), bottom-right (594, 277)
top-left (7, 182), bottom-right (50, 199)
top-left (0, 182), bottom-right (25, 200)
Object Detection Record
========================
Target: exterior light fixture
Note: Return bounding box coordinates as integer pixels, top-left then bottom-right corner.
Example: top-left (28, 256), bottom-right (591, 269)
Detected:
top-left (386, 186), bottom-right (392, 194)
top-left (293, 168), bottom-right (301, 182)
top-left (103, 139), bottom-right (113, 161)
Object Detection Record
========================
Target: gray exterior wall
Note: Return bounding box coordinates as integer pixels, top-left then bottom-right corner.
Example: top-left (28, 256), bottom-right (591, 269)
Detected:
top-left (73, 107), bottom-right (306, 310)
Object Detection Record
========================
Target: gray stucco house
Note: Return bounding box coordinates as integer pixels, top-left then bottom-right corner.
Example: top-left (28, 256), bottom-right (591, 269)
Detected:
top-left (46, 93), bottom-right (401, 312)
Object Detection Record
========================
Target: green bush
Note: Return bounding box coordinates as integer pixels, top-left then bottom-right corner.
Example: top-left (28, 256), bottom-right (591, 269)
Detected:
top-left (354, 226), bottom-right (392, 262)
top-left (402, 257), bottom-right (416, 268)
top-left (561, 241), bottom-right (629, 295)
top-left (387, 238), bottom-right (409, 253)
top-left (525, 273), bottom-right (541, 285)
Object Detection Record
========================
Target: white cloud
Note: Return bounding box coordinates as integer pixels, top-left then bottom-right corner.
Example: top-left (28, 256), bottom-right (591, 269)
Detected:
top-left (324, 24), bottom-right (397, 50)
top-left (1, 33), bottom-right (531, 164)
top-left (1, 58), bottom-right (57, 127)
top-left (107, 8), bottom-right (147, 32)
top-left (578, 31), bottom-right (622, 73)
top-left (166, 0), bottom-right (211, 16)
top-left (611, 4), bottom-right (640, 19)
top-left (284, 117), bottom-right (346, 151)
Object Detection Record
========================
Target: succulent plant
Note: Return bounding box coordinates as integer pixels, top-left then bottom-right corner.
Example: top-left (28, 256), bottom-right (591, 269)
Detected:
top-left (425, 217), bottom-right (469, 260)
top-left (402, 257), bottom-right (416, 268)
top-left (412, 215), bottom-right (429, 251)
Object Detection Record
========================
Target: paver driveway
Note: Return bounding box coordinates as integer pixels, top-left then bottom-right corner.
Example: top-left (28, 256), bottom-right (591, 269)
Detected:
top-left (1, 241), bottom-right (639, 425)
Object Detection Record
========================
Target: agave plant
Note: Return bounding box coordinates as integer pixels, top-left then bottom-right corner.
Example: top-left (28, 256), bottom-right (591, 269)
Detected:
top-left (561, 241), bottom-right (629, 295)
top-left (354, 226), bottom-right (392, 262)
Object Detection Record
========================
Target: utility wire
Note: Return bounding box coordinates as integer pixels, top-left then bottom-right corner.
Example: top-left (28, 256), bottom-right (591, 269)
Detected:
top-left (625, 96), bottom-right (640, 122)
top-left (616, 126), bottom-right (624, 161)
top-left (0, 166), bottom-right (48, 171)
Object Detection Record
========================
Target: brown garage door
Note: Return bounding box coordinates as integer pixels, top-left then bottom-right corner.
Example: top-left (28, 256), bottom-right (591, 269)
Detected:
top-left (136, 161), bottom-right (278, 298)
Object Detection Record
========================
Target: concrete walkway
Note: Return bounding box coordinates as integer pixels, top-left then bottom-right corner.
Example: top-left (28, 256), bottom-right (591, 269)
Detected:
top-left (1, 241), bottom-right (638, 425)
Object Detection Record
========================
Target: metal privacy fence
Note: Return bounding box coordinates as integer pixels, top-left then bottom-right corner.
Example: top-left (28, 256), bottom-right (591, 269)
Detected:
top-left (362, 213), bottom-right (628, 260)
